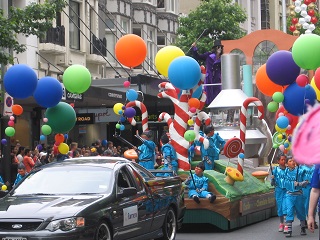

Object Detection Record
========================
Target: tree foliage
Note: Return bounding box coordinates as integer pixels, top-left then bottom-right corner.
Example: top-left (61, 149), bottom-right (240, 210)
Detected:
top-left (0, 0), bottom-right (66, 65)
top-left (175, 0), bottom-right (247, 54)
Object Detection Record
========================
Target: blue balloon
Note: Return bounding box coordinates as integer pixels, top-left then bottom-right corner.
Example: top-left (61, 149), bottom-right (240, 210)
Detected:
top-left (120, 124), bottom-right (125, 131)
top-left (283, 82), bottom-right (316, 116)
top-left (276, 116), bottom-right (289, 129)
top-left (64, 133), bottom-right (68, 139)
top-left (239, 153), bottom-right (245, 159)
top-left (192, 85), bottom-right (203, 99)
top-left (102, 139), bottom-right (107, 146)
top-left (33, 77), bottom-right (63, 108)
top-left (40, 135), bottom-right (46, 141)
top-left (120, 116), bottom-right (126, 122)
top-left (4, 64), bottom-right (38, 99)
top-left (126, 89), bottom-right (138, 101)
top-left (266, 51), bottom-right (300, 86)
top-left (168, 56), bottom-right (201, 90)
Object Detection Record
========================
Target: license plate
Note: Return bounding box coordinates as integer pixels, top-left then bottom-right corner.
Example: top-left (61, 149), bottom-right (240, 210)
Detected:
top-left (2, 238), bottom-right (27, 240)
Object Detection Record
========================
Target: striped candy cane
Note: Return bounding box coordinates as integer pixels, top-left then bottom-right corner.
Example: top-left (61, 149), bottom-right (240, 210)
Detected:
top-left (238, 97), bottom-right (264, 174)
top-left (126, 101), bottom-right (149, 132)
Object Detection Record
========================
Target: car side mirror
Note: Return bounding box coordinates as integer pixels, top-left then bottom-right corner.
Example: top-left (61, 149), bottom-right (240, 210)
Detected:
top-left (117, 187), bottom-right (137, 199)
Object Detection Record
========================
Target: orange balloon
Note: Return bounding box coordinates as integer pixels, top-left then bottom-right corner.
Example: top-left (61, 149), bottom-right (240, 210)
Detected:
top-left (124, 149), bottom-right (138, 160)
top-left (12, 104), bottom-right (23, 115)
top-left (188, 98), bottom-right (201, 109)
top-left (54, 133), bottom-right (64, 143)
top-left (115, 34), bottom-right (147, 68)
top-left (256, 64), bottom-right (284, 97)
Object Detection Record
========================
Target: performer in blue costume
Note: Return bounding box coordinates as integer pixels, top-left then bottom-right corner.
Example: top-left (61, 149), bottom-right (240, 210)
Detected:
top-left (136, 131), bottom-right (156, 170)
top-left (283, 156), bottom-right (308, 237)
top-left (308, 164), bottom-right (320, 237)
top-left (270, 152), bottom-right (287, 232)
top-left (159, 134), bottom-right (178, 176)
top-left (199, 125), bottom-right (225, 170)
top-left (184, 162), bottom-right (216, 204)
top-left (191, 39), bottom-right (223, 105)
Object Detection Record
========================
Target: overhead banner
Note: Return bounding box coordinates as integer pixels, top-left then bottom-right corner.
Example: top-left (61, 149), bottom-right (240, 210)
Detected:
top-left (3, 92), bottom-right (13, 116)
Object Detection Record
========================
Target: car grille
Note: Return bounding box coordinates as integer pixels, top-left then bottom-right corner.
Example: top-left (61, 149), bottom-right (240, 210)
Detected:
top-left (0, 221), bottom-right (42, 231)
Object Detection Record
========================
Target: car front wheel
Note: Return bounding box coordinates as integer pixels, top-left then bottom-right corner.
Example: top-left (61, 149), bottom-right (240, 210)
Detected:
top-left (156, 207), bottom-right (177, 240)
top-left (95, 221), bottom-right (112, 240)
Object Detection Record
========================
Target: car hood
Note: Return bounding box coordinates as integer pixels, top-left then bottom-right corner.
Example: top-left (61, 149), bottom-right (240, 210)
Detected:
top-left (0, 194), bottom-right (104, 219)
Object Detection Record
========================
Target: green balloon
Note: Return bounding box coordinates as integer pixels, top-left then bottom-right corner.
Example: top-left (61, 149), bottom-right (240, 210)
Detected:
top-left (41, 124), bottom-right (52, 135)
top-left (5, 127), bottom-right (15, 137)
top-left (116, 123), bottom-right (121, 129)
top-left (267, 101), bottom-right (279, 112)
top-left (272, 143), bottom-right (279, 149)
top-left (63, 65), bottom-right (91, 94)
top-left (184, 130), bottom-right (196, 142)
top-left (45, 102), bottom-right (76, 133)
top-left (272, 92), bottom-right (284, 103)
top-left (292, 34), bottom-right (320, 70)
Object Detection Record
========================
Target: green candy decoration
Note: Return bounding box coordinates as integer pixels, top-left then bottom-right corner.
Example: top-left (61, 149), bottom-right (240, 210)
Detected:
top-left (45, 102), bottom-right (76, 133)
top-left (5, 127), bottom-right (15, 137)
top-left (41, 124), bottom-right (52, 136)
top-left (63, 65), bottom-right (92, 94)
top-left (184, 130), bottom-right (196, 142)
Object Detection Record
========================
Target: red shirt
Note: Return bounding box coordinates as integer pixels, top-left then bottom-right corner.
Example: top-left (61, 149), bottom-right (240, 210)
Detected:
top-left (23, 155), bottom-right (35, 173)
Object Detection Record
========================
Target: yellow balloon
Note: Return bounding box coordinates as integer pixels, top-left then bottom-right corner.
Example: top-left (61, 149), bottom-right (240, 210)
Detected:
top-left (187, 119), bottom-right (194, 126)
top-left (310, 77), bottom-right (320, 101)
top-left (275, 124), bottom-right (287, 133)
top-left (58, 143), bottom-right (69, 154)
top-left (113, 103), bottom-right (124, 115)
top-left (155, 46), bottom-right (185, 77)
top-left (1, 185), bottom-right (7, 191)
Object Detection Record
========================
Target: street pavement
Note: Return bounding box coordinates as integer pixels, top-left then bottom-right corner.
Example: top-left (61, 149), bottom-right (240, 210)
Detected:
top-left (177, 216), bottom-right (319, 240)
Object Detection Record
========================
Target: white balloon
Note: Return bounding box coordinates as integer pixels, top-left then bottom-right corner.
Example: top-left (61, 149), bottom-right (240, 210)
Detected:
top-left (299, 17), bottom-right (306, 24)
top-left (295, 6), bottom-right (302, 13)
top-left (303, 22), bottom-right (310, 29)
top-left (300, 4), bottom-right (307, 11)
top-left (301, 10), bottom-right (308, 17)
top-left (305, 29), bottom-right (312, 34)
top-left (295, 0), bottom-right (302, 7)
top-left (308, 24), bottom-right (316, 31)
top-left (304, 15), bottom-right (311, 22)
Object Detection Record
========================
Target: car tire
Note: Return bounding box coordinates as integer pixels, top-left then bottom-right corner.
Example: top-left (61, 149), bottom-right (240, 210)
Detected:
top-left (95, 221), bottom-right (112, 240)
top-left (155, 207), bottom-right (177, 240)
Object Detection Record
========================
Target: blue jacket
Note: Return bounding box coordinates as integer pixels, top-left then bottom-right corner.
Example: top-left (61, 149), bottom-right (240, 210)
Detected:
top-left (200, 133), bottom-right (225, 160)
top-left (272, 166), bottom-right (287, 189)
top-left (138, 140), bottom-right (156, 161)
top-left (284, 166), bottom-right (306, 192)
top-left (185, 174), bottom-right (209, 191)
top-left (161, 143), bottom-right (177, 165)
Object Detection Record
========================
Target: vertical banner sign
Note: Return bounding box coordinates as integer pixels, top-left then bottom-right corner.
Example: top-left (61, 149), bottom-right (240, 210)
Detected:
top-left (3, 92), bottom-right (14, 116)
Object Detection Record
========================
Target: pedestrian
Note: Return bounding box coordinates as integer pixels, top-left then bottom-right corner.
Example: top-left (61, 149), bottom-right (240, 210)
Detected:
top-left (270, 152), bottom-right (287, 232)
top-left (200, 125), bottom-right (225, 170)
top-left (283, 156), bottom-right (308, 237)
top-left (184, 162), bottom-right (216, 204)
top-left (14, 164), bottom-right (27, 186)
top-left (191, 39), bottom-right (223, 105)
top-left (307, 164), bottom-right (320, 236)
top-left (135, 131), bottom-right (156, 170)
top-left (23, 148), bottom-right (35, 173)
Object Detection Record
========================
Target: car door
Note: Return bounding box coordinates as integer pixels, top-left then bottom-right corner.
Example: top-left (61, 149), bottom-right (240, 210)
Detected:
top-left (111, 166), bottom-right (152, 239)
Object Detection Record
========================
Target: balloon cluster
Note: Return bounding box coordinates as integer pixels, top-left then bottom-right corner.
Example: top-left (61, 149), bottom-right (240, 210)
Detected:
top-left (288, 0), bottom-right (318, 36)
top-left (3, 64), bottom-right (91, 154)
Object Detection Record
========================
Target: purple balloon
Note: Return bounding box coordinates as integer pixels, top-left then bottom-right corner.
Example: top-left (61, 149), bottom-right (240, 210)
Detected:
top-left (1, 139), bottom-right (7, 145)
top-left (283, 82), bottom-right (316, 116)
top-left (266, 50), bottom-right (300, 86)
top-left (37, 144), bottom-right (43, 151)
top-left (124, 107), bottom-right (136, 118)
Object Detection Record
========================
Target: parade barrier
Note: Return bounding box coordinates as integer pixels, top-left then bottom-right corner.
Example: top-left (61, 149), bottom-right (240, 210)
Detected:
top-left (179, 160), bottom-right (276, 230)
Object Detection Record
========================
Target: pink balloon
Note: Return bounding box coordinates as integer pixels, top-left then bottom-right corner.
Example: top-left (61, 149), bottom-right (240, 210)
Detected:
top-left (43, 118), bottom-right (48, 123)
top-left (189, 107), bottom-right (197, 113)
top-left (9, 116), bottom-right (15, 121)
top-left (123, 81), bottom-right (131, 88)
top-left (296, 74), bottom-right (309, 87)
top-left (8, 120), bottom-right (14, 127)
top-left (279, 144), bottom-right (285, 152)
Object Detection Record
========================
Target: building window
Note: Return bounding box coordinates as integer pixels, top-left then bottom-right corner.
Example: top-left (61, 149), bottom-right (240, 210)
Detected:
top-left (252, 40), bottom-right (278, 74)
top-left (157, 35), bottom-right (165, 46)
top-left (170, 0), bottom-right (175, 12)
top-left (133, 28), bottom-right (142, 37)
top-left (148, 29), bottom-right (155, 71)
top-left (121, 18), bottom-right (128, 34)
top-left (106, 33), bottom-right (115, 63)
top-left (69, 0), bottom-right (80, 50)
top-left (106, 18), bottom-right (115, 30)
top-left (157, 0), bottom-right (164, 8)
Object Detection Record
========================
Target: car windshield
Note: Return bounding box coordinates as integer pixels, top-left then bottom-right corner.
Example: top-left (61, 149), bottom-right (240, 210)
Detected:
top-left (12, 166), bottom-right (113, 196)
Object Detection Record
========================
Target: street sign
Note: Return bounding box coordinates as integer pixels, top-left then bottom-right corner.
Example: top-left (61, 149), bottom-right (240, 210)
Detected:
top-left (3, 92), bottom-right (13, 116)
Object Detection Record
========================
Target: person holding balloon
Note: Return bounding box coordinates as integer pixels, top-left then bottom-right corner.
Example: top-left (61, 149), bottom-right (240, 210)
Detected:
top-left (191, 39), bottom-right (223, 105)
top-left (134, 131), bottom-right (156, 170)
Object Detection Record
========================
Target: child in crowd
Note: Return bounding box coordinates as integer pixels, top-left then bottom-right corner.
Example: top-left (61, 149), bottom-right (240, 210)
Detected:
top-left (283, 156), bottom-right (308, 237)
top-left (159, 134), bottom-right (178, 176)
top-left (184, 162), bottom-right (216, 204)
top-left (14, 164), bottom-right (27, 186)
top-left (270, 152), bottom-right (287, 232)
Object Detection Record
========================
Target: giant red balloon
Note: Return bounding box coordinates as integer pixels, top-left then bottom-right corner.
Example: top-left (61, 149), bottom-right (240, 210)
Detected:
top-left (256, 64), bottom-right (284, 97)
top-left (115, 34), bottom-right (147, 68)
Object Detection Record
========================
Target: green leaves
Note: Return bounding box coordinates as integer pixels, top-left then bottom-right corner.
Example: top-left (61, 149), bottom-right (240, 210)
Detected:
top-left (176, 0), bottom-right (247, 54)
top-left (0, 0), bottom-right (66, 65)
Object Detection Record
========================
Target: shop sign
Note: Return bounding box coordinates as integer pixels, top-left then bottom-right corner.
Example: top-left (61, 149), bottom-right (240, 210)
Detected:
top-left (76, 113), bottom-right (95, 125)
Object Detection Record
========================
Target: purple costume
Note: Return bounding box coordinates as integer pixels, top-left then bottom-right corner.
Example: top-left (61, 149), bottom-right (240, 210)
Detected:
top-left (191, 47), bottom-right (222, 105)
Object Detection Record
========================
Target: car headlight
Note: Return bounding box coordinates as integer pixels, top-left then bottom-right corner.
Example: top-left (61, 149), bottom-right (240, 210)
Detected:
top-left (45, 217), bottom-right (85, 232)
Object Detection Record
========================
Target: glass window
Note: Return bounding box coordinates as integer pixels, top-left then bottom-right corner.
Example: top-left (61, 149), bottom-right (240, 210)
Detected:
top-left (106, 18), bottom-right (115, 30)
top-left (157, 0), bottom-right (164, 8)
top-left (157, 36), bottom-right (165, 46)
top-left (132, 162), bottom-right (155, 180)
top-left (106, 33), bottom-right (115, 62)
top-left (121, 19), bottom-right (128, 34)
top-left (69, 0), bottom-right (80, 50)
top-left (133, 28), bottom-right (142, 37)
top-left (13, 167), bottom-right (113, 195)
top-left (252, 40), bottom-right (278, 75)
